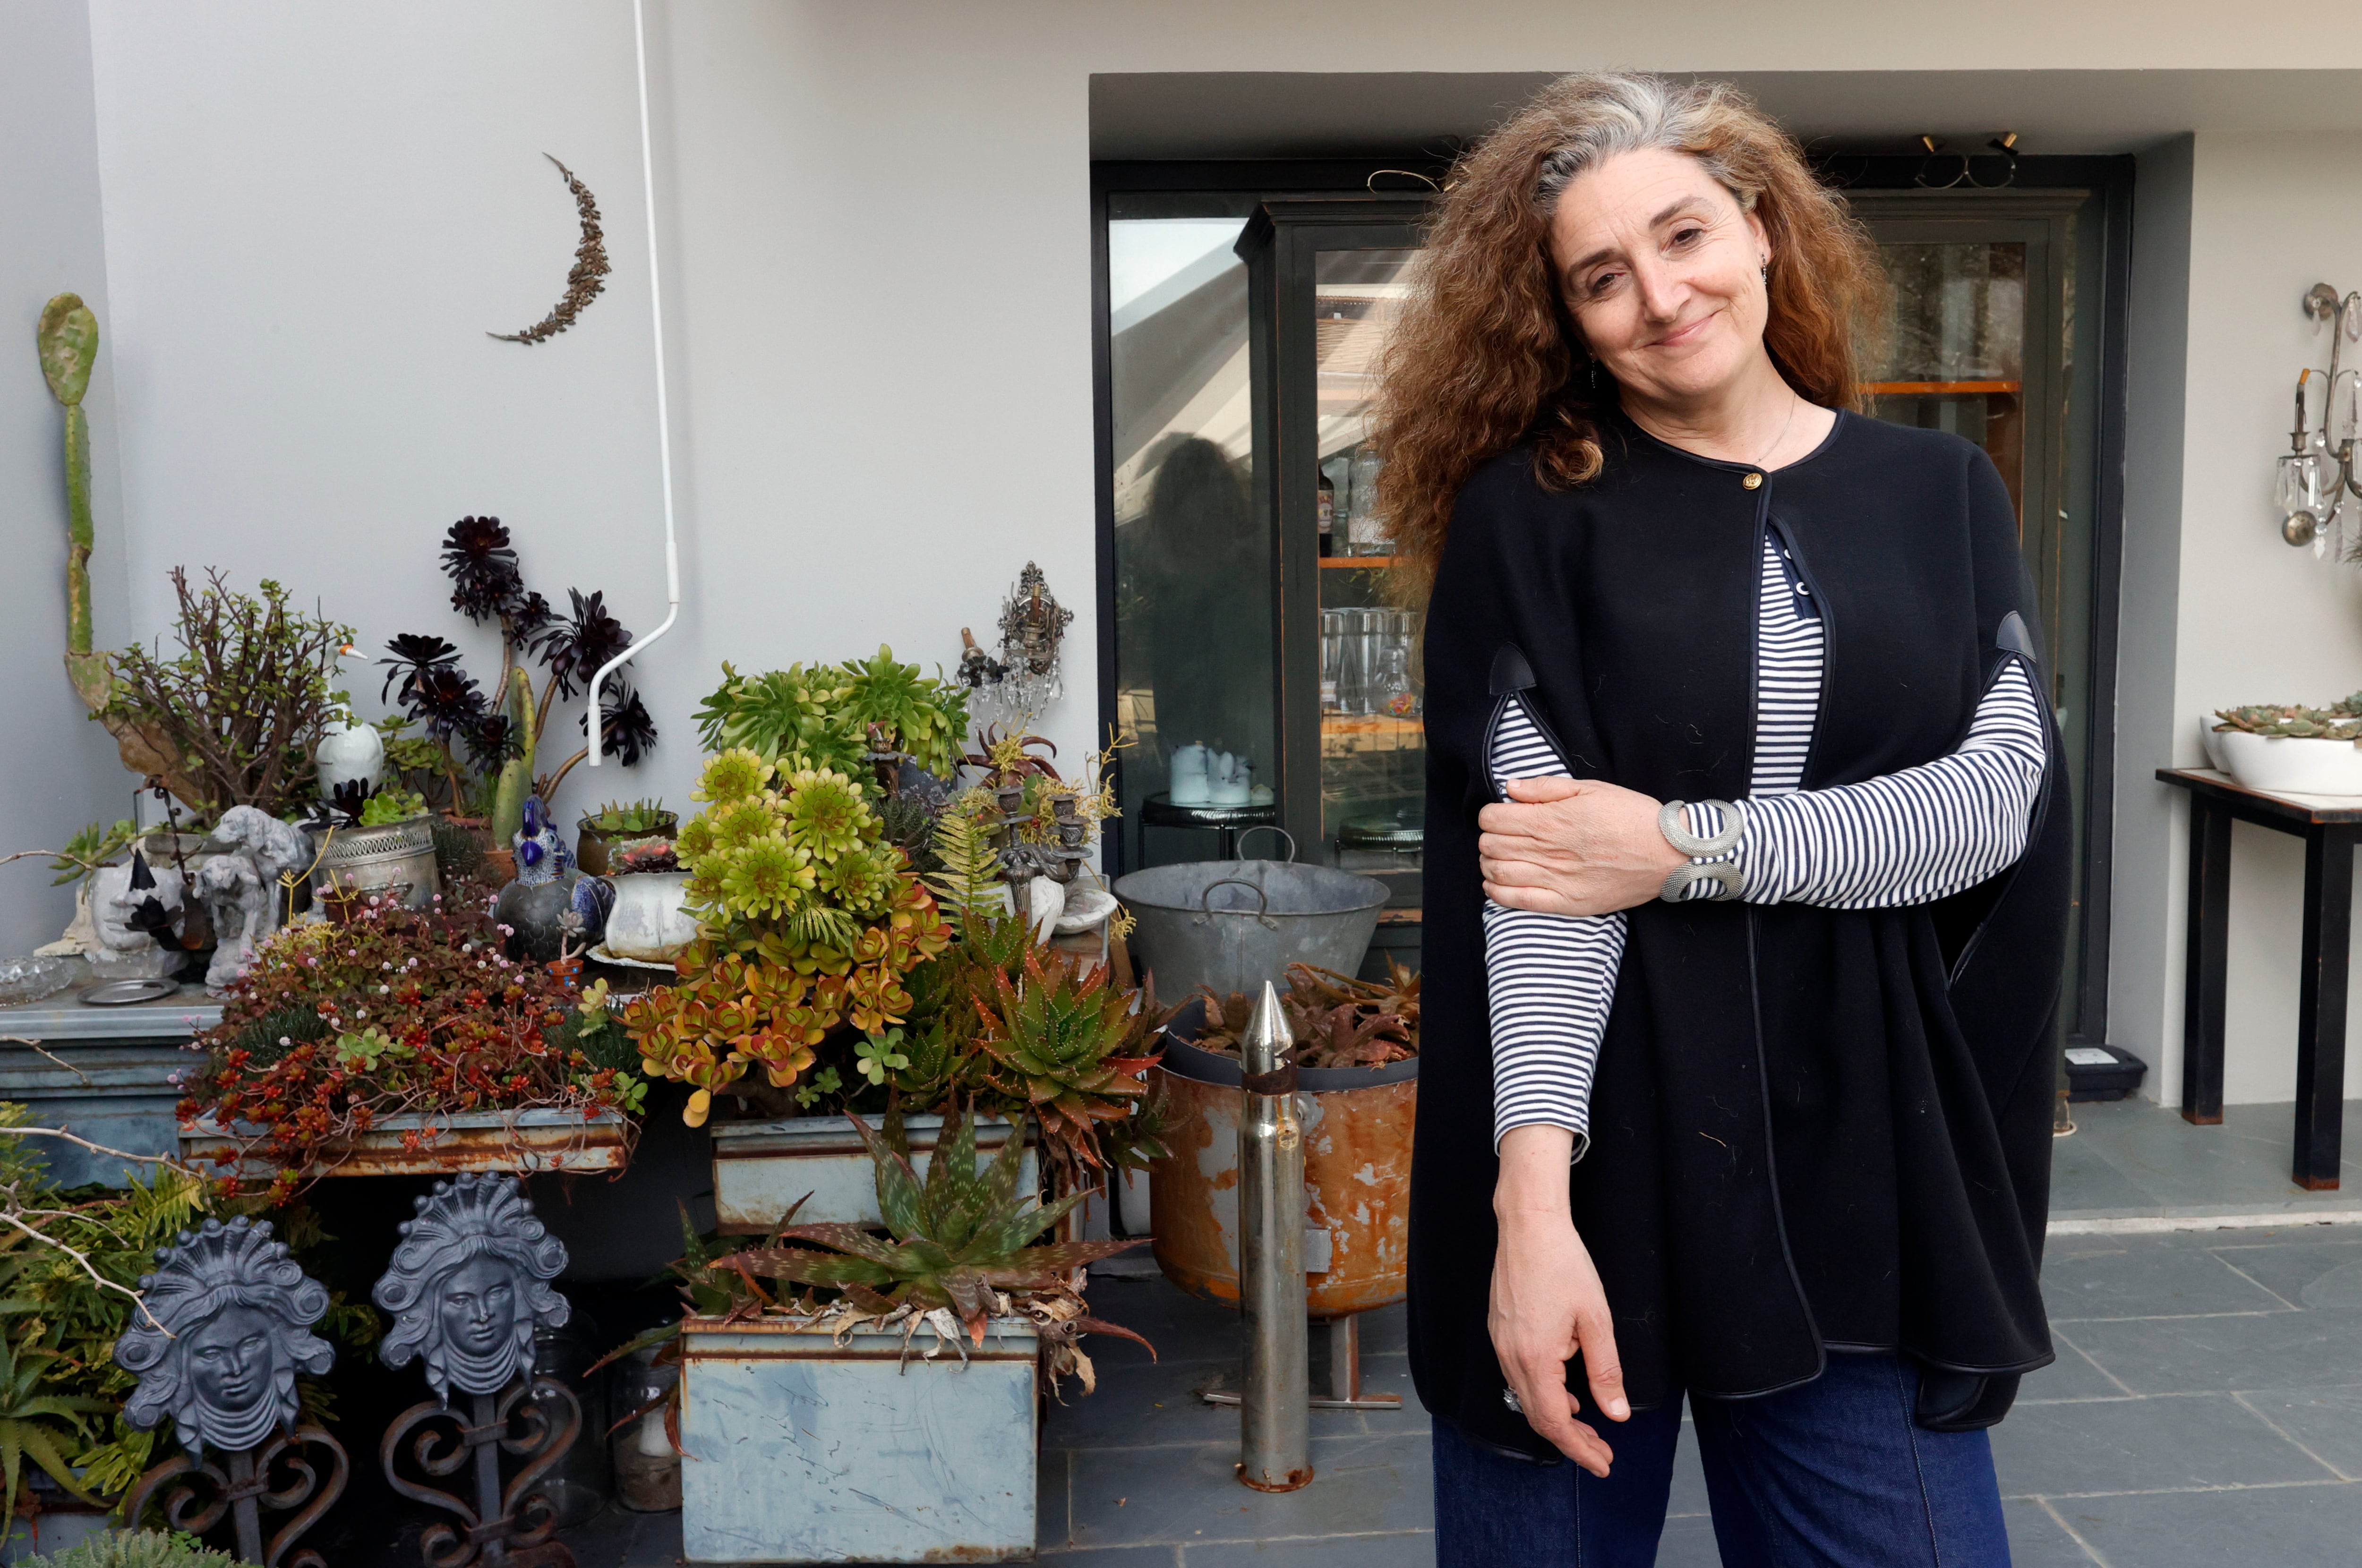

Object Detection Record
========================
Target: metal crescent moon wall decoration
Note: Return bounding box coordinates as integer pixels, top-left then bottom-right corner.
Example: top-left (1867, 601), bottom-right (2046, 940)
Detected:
top-left (490, 154), bottom-right (611, 345)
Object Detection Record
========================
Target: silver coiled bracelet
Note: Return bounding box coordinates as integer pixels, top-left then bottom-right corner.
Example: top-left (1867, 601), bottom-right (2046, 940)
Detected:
top-left (1657, 799), bottom-right (1745, 903)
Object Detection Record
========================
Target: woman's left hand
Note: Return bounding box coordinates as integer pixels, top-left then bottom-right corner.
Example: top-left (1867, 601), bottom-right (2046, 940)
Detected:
top-left (1479, 776), bottom-right (1689, 916)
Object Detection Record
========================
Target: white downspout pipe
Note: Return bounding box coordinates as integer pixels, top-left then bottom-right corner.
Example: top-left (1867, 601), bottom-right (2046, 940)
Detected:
top-left (590, 0), bottom-right (682, 767)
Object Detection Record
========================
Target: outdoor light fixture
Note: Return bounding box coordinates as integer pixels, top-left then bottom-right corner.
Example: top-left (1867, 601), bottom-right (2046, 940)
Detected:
top-left (2277, 283), bottom-right (2362, 554)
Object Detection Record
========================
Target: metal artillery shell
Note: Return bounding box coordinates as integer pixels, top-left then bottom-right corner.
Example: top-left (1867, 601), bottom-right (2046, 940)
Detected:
top-left (1237, 980), bottom-right (1313, 1491)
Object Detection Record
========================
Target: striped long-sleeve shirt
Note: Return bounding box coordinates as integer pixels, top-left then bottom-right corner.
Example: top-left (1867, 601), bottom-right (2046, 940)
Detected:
top-left (1483, 532), bottom-right (2048, 1156)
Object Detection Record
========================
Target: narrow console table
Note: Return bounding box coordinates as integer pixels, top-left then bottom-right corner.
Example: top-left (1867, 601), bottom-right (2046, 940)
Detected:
top-left (0, 960), bottom-right (220, 1186)
top-left (2160, 767), bottom-right (2362, 1189)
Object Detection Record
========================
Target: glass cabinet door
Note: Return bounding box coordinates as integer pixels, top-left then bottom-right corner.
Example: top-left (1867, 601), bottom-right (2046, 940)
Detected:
top-left (1239, 203), bottom-right (1430, 916)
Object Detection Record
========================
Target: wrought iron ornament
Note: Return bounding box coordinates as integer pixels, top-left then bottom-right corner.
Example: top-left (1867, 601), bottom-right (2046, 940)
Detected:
top-left (375, 1175), bottom-right (580, 1568)
top-left (117, 1217), bottom-right (348, 1568)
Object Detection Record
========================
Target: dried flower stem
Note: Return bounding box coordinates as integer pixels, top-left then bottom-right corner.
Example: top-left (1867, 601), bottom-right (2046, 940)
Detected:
top-left (489, 154), bottom-right (612, 345)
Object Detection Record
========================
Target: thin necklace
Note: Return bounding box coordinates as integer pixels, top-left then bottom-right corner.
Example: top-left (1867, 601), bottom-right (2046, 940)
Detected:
top-left (1754, 395), bottom-right (1799, 472)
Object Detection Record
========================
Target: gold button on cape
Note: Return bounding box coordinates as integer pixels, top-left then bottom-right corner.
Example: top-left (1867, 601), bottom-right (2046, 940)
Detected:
top-left (1742, 471), bottom-right (1764, 490)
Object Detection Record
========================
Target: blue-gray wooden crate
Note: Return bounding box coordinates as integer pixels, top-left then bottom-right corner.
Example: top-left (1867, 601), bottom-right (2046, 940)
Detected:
top-left (680, 1316), bottom-right (1038, 1563)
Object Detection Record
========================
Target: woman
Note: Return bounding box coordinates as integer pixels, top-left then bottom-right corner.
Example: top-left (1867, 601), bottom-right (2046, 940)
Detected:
top-left (1381, 75), bottom-right (2070, 1566)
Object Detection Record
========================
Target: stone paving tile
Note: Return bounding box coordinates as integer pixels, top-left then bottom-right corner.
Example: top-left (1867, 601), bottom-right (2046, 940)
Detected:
top-left (1990, 1389), bottom-right (2337, 1496)
top-left (2018, 1332), bottom-right (2137, 1402)
top-left (2064, 1100), bottom-right (2362, 1214)
top-left (1065, 1432), bottom-right (1433, 1551)
top-left (1041, 1547), bottom-right (1185, 1565)
top-left (2233, 1386), bottom-right (2362, 1480)
top-left (1185, 1530), bottom-right (1433, 1566)
top-left (2208, 1233), bottom-right (2362, 1309)
top-left (1043, 1355), bottom-right (1385, 1446)
top-left (2055, 1294), bottom-right (2362, 1394)
top-left (1654, 1514), bottom-right (1723, 1568)
top-left (2039, 1232), bottom-right (2295, 1321)
top-left (2002, 1496), bottom-right (2101, 1567)
top-left (2046, 1476), bottom-right (2362, 1565)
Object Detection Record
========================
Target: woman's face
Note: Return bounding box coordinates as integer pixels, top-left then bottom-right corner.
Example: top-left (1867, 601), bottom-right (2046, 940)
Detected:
top-left (1546, 146), bottom-right (1771, 407)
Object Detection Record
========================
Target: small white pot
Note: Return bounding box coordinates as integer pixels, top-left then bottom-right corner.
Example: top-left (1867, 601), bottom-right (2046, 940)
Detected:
top-left (2217, 728), bottom-right (2362, 797)
top-left (602, 871), bottom-right (697, 962)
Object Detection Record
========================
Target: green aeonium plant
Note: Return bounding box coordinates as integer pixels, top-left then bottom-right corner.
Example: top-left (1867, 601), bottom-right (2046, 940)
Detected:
top-left (622, 748), bottom-right (951, 1125)
top-left (693, 646), bottom-right (969, 790)
top-left (2214, 695), bottom-right (2362, 744)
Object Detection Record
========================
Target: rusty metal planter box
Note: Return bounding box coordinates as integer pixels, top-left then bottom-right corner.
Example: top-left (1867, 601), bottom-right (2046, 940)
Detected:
top-left (178, 1108), bottom-right (631, 1180)
top-left (710, 1113), bottom-right (1036, 1234)
top-left (679, 1314), bottom-right (1039, 1564)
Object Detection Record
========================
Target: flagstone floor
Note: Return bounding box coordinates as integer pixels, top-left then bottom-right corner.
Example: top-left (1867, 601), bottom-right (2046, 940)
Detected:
top-left (568, 1098), bottom-right (2362, 1567)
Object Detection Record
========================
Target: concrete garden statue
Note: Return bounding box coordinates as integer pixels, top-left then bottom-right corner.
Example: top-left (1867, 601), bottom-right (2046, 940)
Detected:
top-left (373, 1173), bottom-right (571, 1403)
top-left (88, 847), bottom-right (185, 980)
top-left (373, 1176), bottom-right (581, 1568)
top-left (115, 1216), bottom-right (347, 1566)
top-left (195, 808), bottom-right (310, 993)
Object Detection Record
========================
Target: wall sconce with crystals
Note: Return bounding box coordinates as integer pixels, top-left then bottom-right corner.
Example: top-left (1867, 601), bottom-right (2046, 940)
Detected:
top-left (960, 562), bottom-right (1072, 732)
top-left (2278, 283), bottom-right (2362, 554)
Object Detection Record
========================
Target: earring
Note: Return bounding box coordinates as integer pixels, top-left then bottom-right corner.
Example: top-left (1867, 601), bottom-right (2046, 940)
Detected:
top-left (1760, 257), bottom-right (1771, 282)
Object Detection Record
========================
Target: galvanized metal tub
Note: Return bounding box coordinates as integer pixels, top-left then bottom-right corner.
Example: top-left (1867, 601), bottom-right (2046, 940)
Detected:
top-left (679, 1314), bottom-right (1038, 1563)
top-left (1112, 857), bottom-right (1387, 1001)
top-left (307, 813), bottom-right (441, 910)
top-left (710, 1112), bottom-right (1036, 1234)
top-left (1147, 1002), bottom-right (1417, 1318)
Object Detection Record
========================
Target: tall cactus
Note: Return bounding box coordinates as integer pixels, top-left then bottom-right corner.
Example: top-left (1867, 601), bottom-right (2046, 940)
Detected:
top-left (37, 292), bottom-right (198, 802)
top-left (490, 664), bottom-right (538, 845)
top-left (36, 294), bottom-right (107, 710)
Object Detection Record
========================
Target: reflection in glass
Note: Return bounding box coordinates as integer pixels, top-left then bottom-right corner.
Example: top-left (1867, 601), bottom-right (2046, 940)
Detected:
top-left (1109, 216), bottom-right (1274, 867)
top-left (1313, 247), bottom-right (1423, 881)
top-left (1866, 241), bottom-right (2028, 518)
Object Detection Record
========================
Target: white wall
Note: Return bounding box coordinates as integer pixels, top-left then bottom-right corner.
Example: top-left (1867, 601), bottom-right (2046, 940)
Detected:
top-left (84, 1), bottom-right (676, 814)
top-left (0, 1), bottom-right (134, 954)
top-left (2110, 133), bottom-right (2362, 1105)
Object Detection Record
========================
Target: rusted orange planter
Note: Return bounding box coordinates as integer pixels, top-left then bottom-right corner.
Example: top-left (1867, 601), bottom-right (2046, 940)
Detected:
top-left (1147, 1023), bottom-right (1416, 1318)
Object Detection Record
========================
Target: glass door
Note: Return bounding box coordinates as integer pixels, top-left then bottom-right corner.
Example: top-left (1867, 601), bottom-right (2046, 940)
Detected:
top-left (1239, 202), bottom-right (1431, 940)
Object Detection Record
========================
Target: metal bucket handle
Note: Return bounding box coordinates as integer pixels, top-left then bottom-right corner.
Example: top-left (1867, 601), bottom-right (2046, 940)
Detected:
top-left (1233, 825), bottom-right (1297, 863)
top-left (1194, 877), bottom-right (1278, 930)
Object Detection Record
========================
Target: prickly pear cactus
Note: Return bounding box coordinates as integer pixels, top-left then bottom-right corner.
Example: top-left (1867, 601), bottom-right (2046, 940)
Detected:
top-left (36, 294), bottom-right (103, 692)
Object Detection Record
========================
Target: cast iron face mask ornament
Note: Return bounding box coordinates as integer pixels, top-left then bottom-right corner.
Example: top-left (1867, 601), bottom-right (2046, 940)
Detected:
top-left (373, 1174), bottom-right (580, 1568)
top-left (116, 1216), bottom-right (347, 1568)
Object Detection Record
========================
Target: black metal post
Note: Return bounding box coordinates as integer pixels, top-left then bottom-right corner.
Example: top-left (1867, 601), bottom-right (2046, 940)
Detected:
top-left (2295, 825), bottom-right (2357, 1189)
top-left (2181, 796), bottom-right (2231, 1124)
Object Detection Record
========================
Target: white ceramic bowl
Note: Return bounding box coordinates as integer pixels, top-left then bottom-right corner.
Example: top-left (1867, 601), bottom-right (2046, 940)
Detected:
top-left (2199, 716), bottom-right (2229, 772)
top-left (2217, 728), bottom-right (2362, 797)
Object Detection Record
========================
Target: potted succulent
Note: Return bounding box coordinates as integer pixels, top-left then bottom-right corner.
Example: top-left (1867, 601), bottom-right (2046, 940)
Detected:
top-left (573, 798), bottom-right (677, 876)
top-left (1148, 960), bottom-right (1421, 1319)
top-left (302, 783), bottom-right (438, 913)
top-left (595, 838), bottom-right (696, 966)
top-left (177, 898), bottom-right (645, 1198)
top-left (618, 747), bottom-right (953, 1129)
top-left (659, 1102), bottom-right (1149, 1564)
top-left (376, 516), bottom-right (660, 875)
top-left (2210, 696), bottom-right (2362, 796)
top-left (99, 570), bottom-right (354, 827)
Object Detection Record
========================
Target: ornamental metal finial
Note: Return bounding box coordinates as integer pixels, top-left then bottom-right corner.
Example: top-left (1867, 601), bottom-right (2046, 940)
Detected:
top-left (116, 1216), bottom-right (334, 1457)
top-left (373, 1174), bottom-right (569, 1403)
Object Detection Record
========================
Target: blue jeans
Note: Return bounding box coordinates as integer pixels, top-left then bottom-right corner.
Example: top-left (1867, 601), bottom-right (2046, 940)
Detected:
top-left (1432, 1353), bottom-right (2010, 1568)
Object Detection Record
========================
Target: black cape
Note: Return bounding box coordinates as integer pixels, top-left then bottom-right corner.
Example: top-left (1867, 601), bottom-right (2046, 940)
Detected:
top-left (1408, 411), bottom-right (2071, 1460)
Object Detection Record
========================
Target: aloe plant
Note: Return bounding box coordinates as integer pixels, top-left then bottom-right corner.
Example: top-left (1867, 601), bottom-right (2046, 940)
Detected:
top-left (726, 1101), bottom-right (1148, 1346)
top-left (973, 949), bottom-right (1161, 1174)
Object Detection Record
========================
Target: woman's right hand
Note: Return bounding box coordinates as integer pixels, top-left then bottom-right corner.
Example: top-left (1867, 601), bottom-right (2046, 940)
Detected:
top-left (1491, 1125), bottom-right (1629, 1476)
